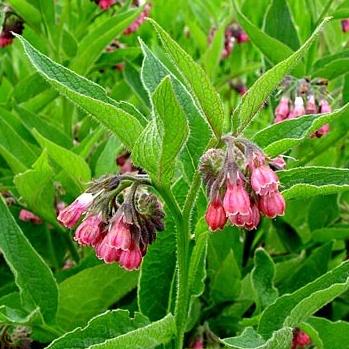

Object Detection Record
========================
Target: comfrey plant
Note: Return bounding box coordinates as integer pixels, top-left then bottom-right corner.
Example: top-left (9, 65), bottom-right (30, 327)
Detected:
top-left (2, 1), bottom-right (349, 349)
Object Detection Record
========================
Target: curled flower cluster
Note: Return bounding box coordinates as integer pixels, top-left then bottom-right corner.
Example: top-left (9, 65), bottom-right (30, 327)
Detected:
top-left (92, 0), bottom-right (115, 10)
top-left (274, 77), bottom-right (332, 137)
top-left (342, 19), bottom-right (349, 33)
top-left (291, 329), bottom-right (311, 349)
top-left (123, 3), bottom-right (151, 35)
top-left (200, 137), bottom-right (286, 232)
top-left (0, 9), bottom-right (24, 48)
top-left (58, 174), bottom-right (164, 270)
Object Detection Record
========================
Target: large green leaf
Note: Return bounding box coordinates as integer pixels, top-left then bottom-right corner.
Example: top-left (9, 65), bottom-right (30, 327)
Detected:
top-left (138, 216), bottom-right (176, 321)
top-left (0, 198), bottom-right (58, 322)
top-left (279, 167), bottom-right (349, 199)
top-left (234, 17), bottom-right (330, 133)
top-left (46, 310), bottom-right (150, 349)
top-left (133, 76), bottom-right (189, 185)
top-left (253, 102), bottom-right (349, 156)
top-left (251, 248), bottom-right (278, 312)
top-left (149, 19), bottom-right (224, 138)
top-left (56, 263), bottom-right (138, 331)
top-left (139, 40), bottom-right (211, 179)
top-left (70, 9), bottom-right (141, 74)
top-left (258, 260), bottom-right (349, 339)
top-left (87, 313), bottom-right (176, 349)
top-left (15, 34), bottom-right (143, 150)
top-left (221, 326), bottom-right (293, 349)
top-left (14, 150), bottom-right (57, 225)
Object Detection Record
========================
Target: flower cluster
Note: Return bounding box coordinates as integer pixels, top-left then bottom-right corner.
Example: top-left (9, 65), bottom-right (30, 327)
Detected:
top-left (291, 329), bottom-right (311, 349)
top-left (200, 137), bottom-right (286, 232)
top-left (123, 3), bottom-right (151, 35)
top-left (58, 174), bottom-right (164, 270)
top-left (19, 209), bottom-right (42, 224)
top-left (92, 0), bottom-right (115, 10)
top-left (222, 23), bottom-right (249, 59)
top-left (0, 9), bottom-right (24, 48)
top-left (342, 19), bottom-right (349, 33)
top-left (274, 76), bottom-right (332, 137)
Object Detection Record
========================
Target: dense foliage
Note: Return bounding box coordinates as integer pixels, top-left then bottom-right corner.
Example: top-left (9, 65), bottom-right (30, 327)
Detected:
top-left (1, 0), bottom-right (349, 348)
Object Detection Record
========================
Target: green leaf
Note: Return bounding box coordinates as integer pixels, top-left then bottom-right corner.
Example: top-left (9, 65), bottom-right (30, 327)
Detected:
top-left (46, 310), bottom-right (150, 349)
top-left (33, 130), bottom-right (91, 192)
top-left (251, 248), bottom-right (278, 312)
top-left (253, 102), bottom-right (349, 156)
top-left (278, 167), bottom-right (349, 199)
top-left (258, 260), bottom-right (349, 339)
top-left (14, 34), bottom-right (143, 150)
top-left (0, 197), bottom-right (58, 322)
top-left (87, 313), bottom-right (176, 349)
top-left (56, 263), bottom-right (138, 331)
top-left (264, 0), bottom-right (300, 50)
top-left (233, 2), bottom-right (302, 72)
top-left (149, 19), bottom-right (224, 138)
top-left (307, 317), bottom-right (349, 349)
top-left (139, 40), bottom-right (211, 179)
top-left (14, 150), bottom-right (57, 225)
top-left (133, 76), bottom-right (189, 185)
top-left (70, 9), bottom-right (141, 74)
top-left (221, 326), bottom-right (293, 349)
top-left (311, 226), bottom-right (349, 242)
top-left (313, 58), bottom-right (349, 80)
top-left (95, 135), bottom-right (121, 177)
top-left (234, 17), bottom-right (330, 133)
top-left (138, 216), bottom-right (176, 321)
top-left (12, 73), bottom-right (49, 103)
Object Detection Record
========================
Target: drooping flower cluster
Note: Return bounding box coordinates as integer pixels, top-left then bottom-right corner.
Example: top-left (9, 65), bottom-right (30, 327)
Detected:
top-left (274, 76), bottom-right (332, 137)
top-left (0, 9), bottom-right (24, 48)
top-left (92, 0), bottom-right (115, 10)
top-left (291, 329), bottom-right (311, 349)
top-left (123, 3), bottom-right (151, 35)
top-left (200, 138), bottom-right (286, 232)
top-left (342, 19), bottom-right (349, 33)
top-left (58, 174), bottom-right (164, 270)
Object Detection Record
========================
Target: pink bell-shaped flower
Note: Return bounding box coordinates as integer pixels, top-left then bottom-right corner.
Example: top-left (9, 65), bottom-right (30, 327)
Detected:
top-left (74, 214), bottom-right (103, 246)
top-left (205, 197), bottom-right (227, 231)
top-left (259, 191), bottom-right (286, 218)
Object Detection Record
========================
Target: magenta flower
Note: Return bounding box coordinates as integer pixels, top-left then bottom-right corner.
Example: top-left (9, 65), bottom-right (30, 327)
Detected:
top-left (320, 99), bottom-right (331, 113)
top-left (223, 177), bottom-right (252, 227)
top-left (341, 19), bottom-right (349, 33)
top-left (0, 33), bottom-right (13, 48)
top-left (205, 197), bottom-right (227, 231)
top-left (292, 329), bottom-right (311, 349)
top-left (119, 243), bottom-right (143, 270)
top-left (236, 30), bottom-right (249, 43)
top-left (74, 214), bottom-right (103, 246)
top-left (19, 209), bottom-right (42, 224)
top-left (251, 165), bottom-right (279, 196)
top-left (95, 237), bottom-right (121, 264)
top-left (259, 191), bottom-right (285, 218)
top-left (270, 156), bottom-right (286, 170)
top-left (57, 192), bottom-right (94, 228)
top-left (305, 95), bottom-right (317, 114)
top-left (98, 0), bottom-right (115, 10)
top-left (191, 339), bottom-right (204, 349)
top-left (274, 96), bottom-right (290, 123)
top-left (244, 203), bottom-right (260, 231)
top-left (290, 97), bottom-right (305, 118)
top-left (105, 213), bottom-right (132, 250)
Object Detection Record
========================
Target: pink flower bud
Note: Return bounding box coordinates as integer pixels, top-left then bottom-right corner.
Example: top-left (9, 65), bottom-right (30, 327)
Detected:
top-left (236, 31), bottom-right (249, 43)
top-left (320, 99), bottom-right (331, 113)
top-left (292, 330), bottom-right (311, 349)
top-left (0, 34), bottom-right (13, 48)
top-left (251, 165), bottom-right (279, 196)
top-left (95, 237), bottom-right (121, 263)
top-left (74, 214), bottom-right (103, 246)
top-left (342, 19), bottom-right (349, 33)
top-left (274, 97), bottom-right (289, 122)
top-left (19, 209), bottom-right (42, 224)
top-left (314, 123), bottom-right (330, 138)
top-left (191, 339), bottom-right (204, 349)
top-left (106, 214), bottom-right (132, 250)
top-left (223, 177), bottom-right (251, 227)
top-left (305, 95), bottom-right (317, 114)
top-left (119, 243), bottom-right (142, 270)
top-left (270, 156), bottom-right (286, 170)
top-left (205, 197), bottom-right (227, 231)
top-left (57, 192), bottom-right (94, 228)
top-left (290, 97), bottom-right (305, 118)
top-left (244, 203), bottom-right (260, 230)
top-left (98, 0), bottom-right (115, 10)
top-left (259, 191), bottom-right (286, 218)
